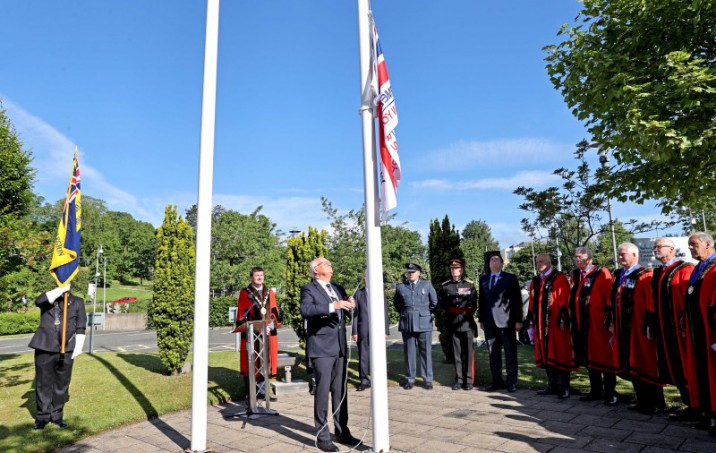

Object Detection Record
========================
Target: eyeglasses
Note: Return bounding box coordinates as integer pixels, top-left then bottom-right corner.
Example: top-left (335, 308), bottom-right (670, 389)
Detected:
top-left (316, 261), bottom-right (332, 268)
top-left (653, 245), bottom-right (673, 250)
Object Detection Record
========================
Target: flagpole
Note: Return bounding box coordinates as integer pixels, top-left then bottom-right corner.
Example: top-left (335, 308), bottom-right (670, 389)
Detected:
top-left (357, 1), bottom-right (390, 451)
top-left (190, 0), bottom-right (220, 451)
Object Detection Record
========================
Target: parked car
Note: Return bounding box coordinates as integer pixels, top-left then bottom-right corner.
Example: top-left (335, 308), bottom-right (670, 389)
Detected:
top-left (113, 296), bottom-right (137, 304)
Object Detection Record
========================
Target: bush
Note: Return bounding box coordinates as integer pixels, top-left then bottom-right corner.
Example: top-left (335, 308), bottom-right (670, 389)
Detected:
top-left (0, 311), bottom-right (40, 335)
top-left (209, 296), bottom-right (237, 328)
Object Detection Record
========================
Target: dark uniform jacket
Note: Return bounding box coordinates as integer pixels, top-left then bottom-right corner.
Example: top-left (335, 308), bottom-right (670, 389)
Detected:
top-left (441, 278), bottom-right (477, 333)
top-left (394, 278), bottom-right (438, 333)
top-left (29, 292), bottom-right (87, 353)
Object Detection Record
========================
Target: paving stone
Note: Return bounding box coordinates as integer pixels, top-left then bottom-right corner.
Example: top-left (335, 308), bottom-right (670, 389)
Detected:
top-left (584, 438), bottom-right (644, 452)
top-left (571, 413), bottom-right (619, 428)
top-left (581, 425), bottom-right (632, 442)
top-left (680, 438), bottom-right (716, 453)
top-left (623, 431), bottom-right (684, 449)
top-left (613, 418), bottom-right (667, 434)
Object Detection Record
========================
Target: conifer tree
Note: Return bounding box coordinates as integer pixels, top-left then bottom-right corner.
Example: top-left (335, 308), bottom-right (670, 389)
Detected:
top-left (152, 205), bottom-right (195, 375)
top-left (428, 215), bottom-right (463, 362)
top-left (282, 226), bottom-right (327, 348)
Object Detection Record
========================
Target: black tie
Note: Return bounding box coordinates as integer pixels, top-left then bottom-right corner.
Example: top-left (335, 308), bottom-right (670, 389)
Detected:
top-left (490, 275), bottom-right (497, 289)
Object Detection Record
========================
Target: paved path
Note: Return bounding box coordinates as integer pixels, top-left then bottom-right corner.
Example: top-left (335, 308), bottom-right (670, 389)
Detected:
top-left (60, 383), bottom-right (714, 452)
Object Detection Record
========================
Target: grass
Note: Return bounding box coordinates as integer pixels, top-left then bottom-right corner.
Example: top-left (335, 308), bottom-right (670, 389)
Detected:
top-left (88, 280), bottom-right (152, 314)
top-left (0, 344), bottom-right (682, 453)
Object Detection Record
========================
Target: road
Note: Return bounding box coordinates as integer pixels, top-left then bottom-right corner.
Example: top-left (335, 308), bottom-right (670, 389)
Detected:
top-left (0, 325), bottom-right (416, 356)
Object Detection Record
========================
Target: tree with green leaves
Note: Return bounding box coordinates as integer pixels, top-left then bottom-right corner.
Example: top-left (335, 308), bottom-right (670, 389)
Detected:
top-left (514, 141), bottom-right (661, 263)
top-left (0, 101), bottom-right (35, 221)
top-left (544, 0), bottom-right (716, 213)
top-left (460, 220), bottom-right (499, 280)
top-left (428, 215), bottom-right (463, 362)
top-left (152, 205), bottom-right (195, 375)
top-left (282, 227), bottom-right (327, 348)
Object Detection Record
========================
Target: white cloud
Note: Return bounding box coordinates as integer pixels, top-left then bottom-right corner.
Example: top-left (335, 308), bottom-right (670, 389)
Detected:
top-left (411, 170), bottom-right (560, 191)
top-left (418, 138), bottom-right (570, 171)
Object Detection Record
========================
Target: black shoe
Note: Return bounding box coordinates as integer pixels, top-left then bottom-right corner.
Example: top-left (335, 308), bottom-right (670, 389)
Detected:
top-left (356, 384), bottom-right (367, 391)
top-left (604, 395), bottom-right (619, 406)
top-left (452, 382), bottom-right (462, 391)
top-left (317, 440), bottom-right (339, 452)
top-left (695, 417), bottom-right (716, 431)
top-left (484, 383), bottom-right (505, 392)
top-left (579, 392), bottom-right (603, 402)
top-left (627, 403), bottom-right (645, 412)
top-left (558, 388), bottom-right (570, 399)
top-left (424, 382), bottom-right (433, 390)
top-left (464, 384), bottom-right (474, 391)
top-left (52, 420), bottom-right (68, 428)
top-left (336, 434), bottom-right (362, 447)
top-left (507, 384), bottom-right (517, 393)
top-left (403, 381), bottom-right (413, 390)
top-left (34, 420), bottom-right (47, 430)
top-left (536, 388), bottom-right (556, 396)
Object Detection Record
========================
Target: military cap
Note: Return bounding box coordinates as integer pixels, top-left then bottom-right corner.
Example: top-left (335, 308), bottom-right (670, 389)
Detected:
top-left (404, 262), bottom-right (422, 272)
top-left (448, 258), bottom-right (464, 268)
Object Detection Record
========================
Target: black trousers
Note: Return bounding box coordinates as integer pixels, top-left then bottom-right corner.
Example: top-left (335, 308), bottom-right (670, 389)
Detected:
top-left (356, 338), bottom-right (371, 385)
top-left (587, 368), bottom-right (617, 398)
top-left (545, 366), bottom-right (571, 392)
top-left (487, 327), bottom-right (518, 386)
top-left (311, 355), bottom-right (349, 442)
top-left (451, 330), bottom-right (474, 385)
top-left (633, 379), bottom-right (666, 410)
top-left (34, 350), bottom-right (74, 422)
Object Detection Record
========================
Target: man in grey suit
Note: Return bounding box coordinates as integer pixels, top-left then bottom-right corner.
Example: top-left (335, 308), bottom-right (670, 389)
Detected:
top-left (394, 262), bottom-right (438, 390)
top-left (29, 284), bottom-right (87, 429)
top-left (351, 273), bottom-right (390, 391)
top-left (300, 257), bottom-right (360, 452)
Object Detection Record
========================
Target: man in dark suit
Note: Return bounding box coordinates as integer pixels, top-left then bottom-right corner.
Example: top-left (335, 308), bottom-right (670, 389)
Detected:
top-left (478, 251), bottom-right (523, 392)
top-left (28, 284), bottom-right (87, 429)
top-left (300, 257), bottom-right (360, 452)
top-left (394, 262), bottom-right (438, 390)
top-left (351, 273), bottom-right (390, 391)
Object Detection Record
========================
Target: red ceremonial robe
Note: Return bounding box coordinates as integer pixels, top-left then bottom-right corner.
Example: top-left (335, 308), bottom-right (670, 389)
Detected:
top-left (236, 286), bottom-right (280, 377)
top-left (652, 261), bottom-right (694, 388)
top-left (570, 266), bottom-right (618, 373)
top-left (612, 267), bottom-right (661, 385)
top-left (530, 271), bottom-right (576, 371)
top-left (685, 258), bottom-right (716, 416)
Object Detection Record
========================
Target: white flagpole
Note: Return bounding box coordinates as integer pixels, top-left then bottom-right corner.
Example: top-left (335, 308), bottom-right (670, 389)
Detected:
top-left (356, 1), bottom-right (390, 451)
top-left (191, 0), bottom-right (220, 451)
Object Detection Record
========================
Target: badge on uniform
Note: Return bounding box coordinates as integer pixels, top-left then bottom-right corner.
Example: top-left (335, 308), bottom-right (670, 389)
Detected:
top-left (261, 307), bottom-right (267, 316)
top-left (583, 280), bottom-right (592, 288)
top-left (625, 279), bottom-right (635, 289)
top-left (688, 286), bottom-right (694, 295)
top-left (457, 288), bottom-right (471, 295)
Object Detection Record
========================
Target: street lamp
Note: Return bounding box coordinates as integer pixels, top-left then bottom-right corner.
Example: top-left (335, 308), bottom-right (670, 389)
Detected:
top-left (89, 244), bottom-right (102, 354)
top-left (597, 148), bottom-right (619, 269)
top-left (102, 255), bottom-right (107, 328)
top-left (289, 228), bottom-right (301, 239)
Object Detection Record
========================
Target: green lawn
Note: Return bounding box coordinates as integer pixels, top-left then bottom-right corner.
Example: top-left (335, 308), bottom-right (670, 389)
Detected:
top-left (0, 344), bottom-right (682, 453)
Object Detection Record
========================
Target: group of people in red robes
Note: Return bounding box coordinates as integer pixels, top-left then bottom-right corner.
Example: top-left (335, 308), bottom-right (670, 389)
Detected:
top-left (528, 233), bottom-right (716, 437)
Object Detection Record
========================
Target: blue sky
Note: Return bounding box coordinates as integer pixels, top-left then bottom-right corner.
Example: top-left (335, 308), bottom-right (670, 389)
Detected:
top-left (0, 1), bottom-right (673, 247)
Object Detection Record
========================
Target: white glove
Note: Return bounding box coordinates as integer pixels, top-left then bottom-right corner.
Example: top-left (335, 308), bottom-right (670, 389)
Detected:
top-left (46, 284), bottom-right (71, 302)
top-left (71, 334), bottom-right (86, 359)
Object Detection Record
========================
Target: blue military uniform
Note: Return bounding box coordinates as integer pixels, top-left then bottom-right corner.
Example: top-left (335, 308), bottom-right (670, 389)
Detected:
top-left (394, 263), bottom-right (438, 388)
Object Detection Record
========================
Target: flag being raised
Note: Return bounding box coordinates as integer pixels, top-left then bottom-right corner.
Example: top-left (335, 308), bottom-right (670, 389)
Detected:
top-left (370, 15), bottom-right (401, 217)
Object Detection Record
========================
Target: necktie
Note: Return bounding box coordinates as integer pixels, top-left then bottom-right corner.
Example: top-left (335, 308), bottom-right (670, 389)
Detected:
top-left (326, 284), bottom-right (341, 320)
top-left (490, 275), bottom-right (496, 289)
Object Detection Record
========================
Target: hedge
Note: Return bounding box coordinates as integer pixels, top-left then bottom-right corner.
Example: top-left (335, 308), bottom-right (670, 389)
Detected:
top-left (0, 311), bottom-right (40, 335)
top-left (209, 296), bottom-right (237, 328)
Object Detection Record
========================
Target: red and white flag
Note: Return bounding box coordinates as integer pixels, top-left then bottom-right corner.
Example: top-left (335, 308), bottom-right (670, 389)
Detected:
top-left (370, 15), bottom-right (401, 218)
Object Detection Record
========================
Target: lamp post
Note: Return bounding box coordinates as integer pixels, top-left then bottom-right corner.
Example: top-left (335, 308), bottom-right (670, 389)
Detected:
top-left (102, 255), bottom-right (107, 328)
top-left (553, 222), bottom-right (562, 272)
top-left (89, 244), bottom-right (102, 353)
top-left (289, 228), bottom-right (301, 239)
top-left (597, 148), bottom-right (619, 269)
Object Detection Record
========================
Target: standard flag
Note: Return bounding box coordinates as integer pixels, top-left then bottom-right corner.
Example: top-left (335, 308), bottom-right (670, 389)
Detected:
top-left (49, 152), bottom-right (82, 286)
top-left (370, 15), bottom-right (401, 218)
